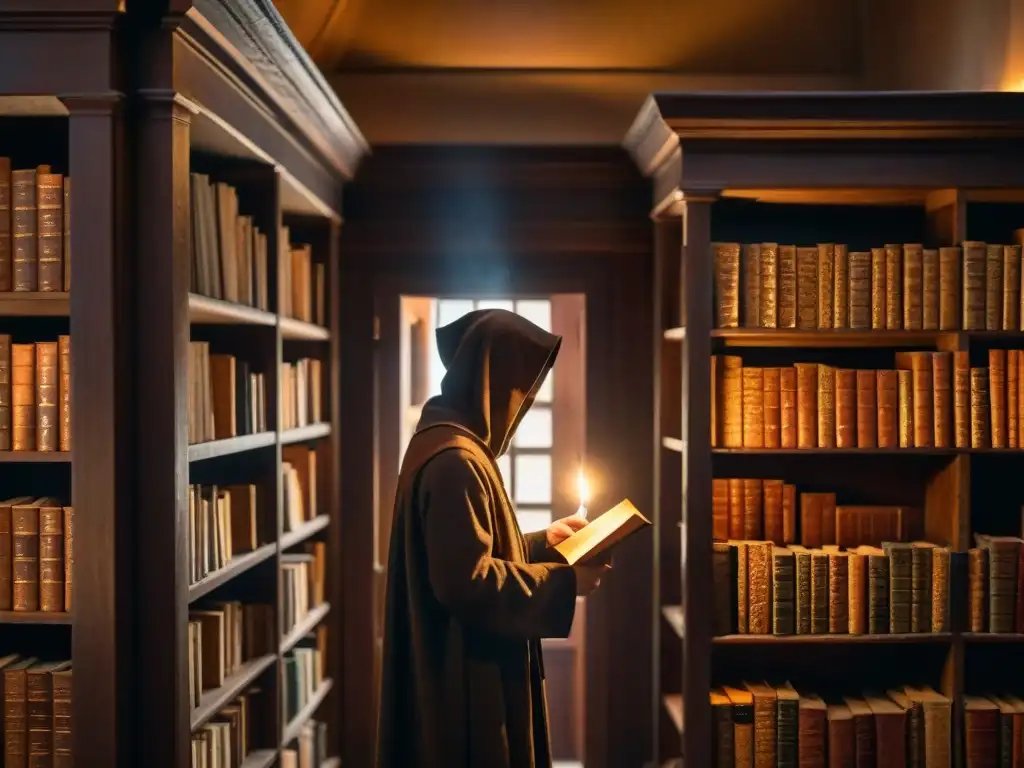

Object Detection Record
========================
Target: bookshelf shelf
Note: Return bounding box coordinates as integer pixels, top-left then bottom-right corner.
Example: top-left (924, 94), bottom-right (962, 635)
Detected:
top-left (280, 422), bottom-right (332, 445)
top-left (0, 292), bottom-right (70, 316)
top-left (0, 611), bottom-right (72, 625)
top-left (239, 750), bottom-right (277, 768)
top-left (281, 514), bottom-right (331, 551)
top-left (191, 654), bottom-right (278, 732)
top-left (282, 678), bottom-right (334, 745)
top-left (187, 542), bottom-right (277, 603)
top-left (187, 432), bottom-right (277, 462)
top-left (188, 293), bottom-right (276, 327)
top-left (280, 316), bottom-right (331, 341)
top-left (962, 632), bottom-right (1024, 643)
top-left (0, 451), bottom-right (71, 463)
top-left (281, 602), bottom-right (331, 653)
top-left (630, 91), bottom-right (1024, 765)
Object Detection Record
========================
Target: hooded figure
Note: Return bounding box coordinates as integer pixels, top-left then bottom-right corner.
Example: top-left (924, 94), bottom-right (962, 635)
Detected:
top-left (376, 308), bottom-right (582, 768)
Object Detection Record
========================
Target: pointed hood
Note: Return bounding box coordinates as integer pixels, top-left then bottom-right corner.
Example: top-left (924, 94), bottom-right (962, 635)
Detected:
top-left (419, 308), bottom-right (561, 457)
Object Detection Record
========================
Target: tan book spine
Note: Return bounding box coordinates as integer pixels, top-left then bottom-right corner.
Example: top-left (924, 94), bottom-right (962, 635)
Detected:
top-left (855, 369), bottom-right (877, 448)
top-left (817, 364), bottom-right (836, 449)
top-left (1019, 351), bottom-right (1024, 453)
top-left (885, 244), bottom-right (903, 330)
top-left (38, 503), bottom-right (63, 612)
top-left (36, 172), bottom-right (63, 292)
top-left (986, 243), bottom-right (1004, 331)
top-left (968, 547), bottom-right (987, 632)
top-left (778, 245), bottom-right (797, 329)
top-left (760, 243), bottom-right (778, 328)
top-left (763, 479), bottom-right (784, 545)
top-left (820, 493), bottom-right (837, 545)
top-left (848, 250), bottom-right (871, 330)
top-left (1005, 245), bottom-right (1021, 332)
top-left (742, 244), bottom-right (761, 328)
top-left (0, 157), bottom-right (10, 291)
top-left (939, 246), bottom-right (962, 330)
top-left (63, 506), bottom-right (72, 611)
top-left (12, 503), bottom-right (39, 611)
top-left (796, 246), bottom-right (817, 330)
top-left (782, 484), bottom-right (796, 545)
top-left (963, 241), bottom-right (987, 330)
top-left (0, 334), bottom-right (11, 451)
top-left (876, 370), bottom-right (898, 449)
top-left (932, 352), bottom-right (953, 449)
top-left (763, 368), bottom-right (781, 449)
top-left (795, 363), bottom-right (817, 449)
top-left (711, 356), bottom-right (725, 448)
top-left (746, 542), bottom-right (772, 634)
top-left (835, 369), bottom-right (856, 449)
top-left (833, 244), bottom-right (849, 329)
top-left (870, 248), bottom-right (887, 330)
top-left (713, 243), bottom-right (741, 328)
top-left (728, 480), bottom-right (744, 539)
top-left (35, 342), bottom-right (58, 452)
top-left (931, 547), bottom-right (950, 632)
top-left (62, 177), bottom-right (71, 292)
top-left (11, 343), bottom-right (35, 451)
top-left (53, 668), bottom-right (72, 768)
top-left (817, 244), bottom-right (834, 329)
top-left (58, 336), bottom-right (70, 451)
top-left (910, 353), bottom-right (934, 448)
top-left (829, 552), bottom-right (849, 634)
top-left (743, 479), bottom-right (762, 540)
top-left (742, 367), bottom-right (765, 449)
top-left (970, 367), bottom-right (991, 449)
top-left (712, 479), bottom-right (729, 540)
top-left (0, 503), bottom-right (9, 610)
top-left (990, 349), bottom-right (1008, 449)
top-left (810, 551), bottom-right (829, 633)
top-left (922, 247), bottom-right (939, 331)
top-left (897, 369), bottom-right (913, 448)
top-left (1010, 350), bottom-right (1020, 449)
top-left (800, 493), bottom-right (823, 548)
top-left (780, 367), bottom-right (797, 449)
top-left (723, 356), bottom-right (744, 448)
top-left (903, 243), bottom-right (924, 330)
top-left (954, 351), bottom-right (971, 449)
top-left (12, 169), bottom-right (37, 291)
top-left (848, 552), bottom-right (867, 635)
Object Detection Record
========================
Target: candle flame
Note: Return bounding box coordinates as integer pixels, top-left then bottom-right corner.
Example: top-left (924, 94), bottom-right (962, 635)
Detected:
top-left (576, 467), bottom-right (590, 507)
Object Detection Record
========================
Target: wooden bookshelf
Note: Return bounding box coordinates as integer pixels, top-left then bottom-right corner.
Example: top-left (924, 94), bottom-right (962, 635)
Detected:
top-left (628, 92), bottom-right (1024, 766)
top-left (132, 2), bottom-right (366, 768)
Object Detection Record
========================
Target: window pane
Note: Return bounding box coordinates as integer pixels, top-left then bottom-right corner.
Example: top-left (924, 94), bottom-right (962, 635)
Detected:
top-left (517, 509), bottom-right (552, 533)
top-left (514, 407), bottom-right (552, 448)
top-left (497, 454), bottom-right (511, 488)
top-left (534, 368), bottom-right (553, 403)
top-left (516, 300), bottom-right (551, 332)
top-left (437, 299), bottom-right (475, 328)
top-left (477, 299), bottom-right (514, 312)
top-left (427, 330), bottom-right (445, 398)
top-left (514, 454), bottom-right (551, 505)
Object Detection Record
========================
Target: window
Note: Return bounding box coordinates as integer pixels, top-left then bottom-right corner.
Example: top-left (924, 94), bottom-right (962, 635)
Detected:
top-left (431, 298), bottom-right (554, 533)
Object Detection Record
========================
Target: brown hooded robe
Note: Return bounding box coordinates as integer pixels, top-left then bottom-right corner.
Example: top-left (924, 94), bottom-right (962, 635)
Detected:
top-left (376, 309), bottom-right (578, 768)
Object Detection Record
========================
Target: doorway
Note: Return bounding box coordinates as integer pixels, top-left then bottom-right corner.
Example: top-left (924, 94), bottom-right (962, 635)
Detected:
top-left (383, 293), bottom-right (588, 765)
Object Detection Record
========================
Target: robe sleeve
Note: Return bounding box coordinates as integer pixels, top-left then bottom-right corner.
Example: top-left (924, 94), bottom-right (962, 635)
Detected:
top-left (419, 449), bottom-right (577, 639)
top-left (524, 530), bottom-right (560, 564)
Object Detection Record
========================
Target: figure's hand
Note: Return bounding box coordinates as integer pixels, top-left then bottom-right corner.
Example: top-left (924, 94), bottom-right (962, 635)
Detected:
top-left (545, 515), bottom-right (588, 547)
top-left (573, 564), bottom-right (612, 596)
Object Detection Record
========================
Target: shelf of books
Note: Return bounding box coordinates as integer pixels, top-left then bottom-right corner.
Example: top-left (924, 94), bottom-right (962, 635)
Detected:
top-left (629, 92), bottom-right (1024, 767)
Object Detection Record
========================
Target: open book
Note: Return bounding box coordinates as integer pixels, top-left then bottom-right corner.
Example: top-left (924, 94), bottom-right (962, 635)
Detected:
top-left (553, 499), bottom-right (651, 565)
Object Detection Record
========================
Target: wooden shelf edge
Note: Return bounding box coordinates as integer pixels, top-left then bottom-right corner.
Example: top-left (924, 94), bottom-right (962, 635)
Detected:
top-left (280, 316), bottom-right (331, 341)
top-left (0, 610), bottom-right (72, 625)
top-left (662, 437), bottom-right (684, 452)
top-left (281, 515), bottom-right (330, 550)
top-left (712, 447), bottom-right (955, 455)
top-left (281, 602), bottom-right (331, 654)
top-left (188, 293), bottom-right (276, 327)
top-left (662, 694), bottom-right (684, 736)
top-left (191, 654), bottom-right (277, 732)
top-left (962, 632), bottom-right (1024, 643)
top-left (281, 423), bottom-right (331, 445)
top-left (713, 632), bottom-right (953, 645)
top-left (0, 292), bottom-right (70, 316)
top-left (661, 605), bottom-right (684, 638)
top-left (188, 432), bottom-right (276, 462)
top-left (281, 678), bottom-right (334, 746)
top-left (239, 750), bottom-right (278, 768)
top-left (0, 451), bottom-right (71, 463)
top-left (188, 543), bottom-right (277, 604)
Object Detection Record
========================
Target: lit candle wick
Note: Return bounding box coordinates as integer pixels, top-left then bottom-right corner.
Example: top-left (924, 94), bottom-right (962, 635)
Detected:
top-left (575, 467), bottom-right (589, 521)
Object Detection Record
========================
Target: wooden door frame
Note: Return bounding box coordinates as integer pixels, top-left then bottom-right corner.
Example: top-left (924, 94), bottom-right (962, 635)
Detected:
top-left (339, 248), bottom-right (655, 768)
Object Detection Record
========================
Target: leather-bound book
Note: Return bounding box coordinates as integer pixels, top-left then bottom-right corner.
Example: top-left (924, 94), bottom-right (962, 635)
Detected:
top-left (63, 507), bottom-right (73, 611)
top-left (711, 689), bottom-right (735, 768)
top-left (52, 666), bottom-right (72, 768)
top-left (847, 549), bottom-right (867, 635)
top-left (1019, 353), bottom-right (1024, 453)
top-left (792, 546), bottom-right (812, 635)
top-left (11, 168), bottom-right (37, 291)
top-left (712, 542), bottom-right (735, 636)
top-left (885, 542), bottom-right (913, 634)
top-left (909, 543), bottom-right (933, 633)
top-left (963, 695), bottom-right (999, 768)
top-left (931, 546), bottom-right (951, 633)
top-left (763, 479), bottom-right (784, 545)
top-left (747, 541), bottom-right (773, 635)
top-left (860, 546), bottom-right (890, 633)
top-left (986, 695), bottom-right (1018, 768)
top-left (954, 351), bottom-right (971, 448)
top-left (772, 547), bottom-right (795, 635)
top-left (795, 364), bottom-right (818, 449)
top-left (724, 687), bottom-right (755, 768)
top-left (28, 660), bottom-right (70, 765)
top-left (848, 250), bottom-right (871, 330)
top-left (938, 246), bottom-right (961, 331)
top-left (1004, 245), bottom-right (1021, 332)
top-left (827, 703), bottom-right (855, 768)
top-left (723, 355), bottom-right (744, 448)
top-left (779, 245), bottom-right (798, 328)
top-left (970, 368), bottom-right (991, 449)
top-left (736, 541), bottom-right (750, 633)
top-left (877, 370), bottom-right (898, 448)
top-left (986, 243), bottom-right (1004, 331)
top-left (835, 369), bottom-right (857, 449)
top-left (743, 244), bottom-right (762, 328)
top-left (62, 178), bottom-right (70, 292)
top-left (974, 534), bottom-right (1020, 633)
top-left (58, 336), bottom-right (70, 452)
top-left (885, 244), bottom-right (903, 330)
top-left (729, 479), bottom-right (745, 539)
top-left (713, 243), bottom-right (741, 328)
top-left (744, 681), bottom-right (778, 768)
top-left (817, 365), bottom-right (836, 449)
top-left (820, 494), bottom-right (837, 548)
top-left (818, 244), bottom-right (835, 330)
top-left (712, 356), bottom-right (726, 447)
top-left (968, 547), bottom-right (988, 632)
top-left (904, 244), bottom-right (924, 331)
top-left (801, 494), bottom-right (824, 549)
top-left (783, 484), bottom-right (797, 545)
top-left (35, 342), bottom-right (57, 452)
top-left (1009, 350), bottom-right (1019, 449)
top-left (864, 693), bottom-right (907, 768)
top-left (798, 693), bottom-right (827, 767)
top-left (990, 350), bottom-right (1008, 449)
top-left (0, 334), bottom-right (10, 451)
top-left (1000, 695), bottom-right (1024, 767)
top-left (843, 697), bottom-right (876, 768)
top-left (833, 245), bottom-right (849, 329)
top-left (0, 158), bottom-right (9, 291)
top-left (871, 248), bottom-right (887, 330)
top-left (887, 688), bottom-right (924, 768)
top-left (828, 551), bottom-right (850, 634)
top-left (36, 171), bottom-right (63, 292)
top-left (856, 370), bottom-right (878, 448)
top-left (781, 367), bottom-right (798, 448)
top-left (712, 478), bottom-right (729, 541)
top-left (764, 368), bottom-right (781, 448)
top-left (963, 241), bottom-right (987, 330)
top-left (796, 246), bottom-right (818, 330)
top-left (743, 479), bottom-right (763, 540)
top-left (897, 370), bottom-right (913, 448)
top-left (11, 343), bottom-right (34, 451)
top-left (904, 686), bottom-right (952, 768)
top-left (910, 353), bottom-right (934, 448)
top-left (922, 247), bottom-right (940, 331)
top-left (3, 657), bottom-right (38, 767)
top-left (38, 499), bottom-right (64, 612)
top-left (775, 683), bottom-right (800, 768)
top-left (761, 243), bottom-right (779, 328)
top-left (810, 550), bottom-right (830, 634)
top-left (932, 352), bottom-right (953, 449)
top-left (12, 498), bottom-right (44, 611)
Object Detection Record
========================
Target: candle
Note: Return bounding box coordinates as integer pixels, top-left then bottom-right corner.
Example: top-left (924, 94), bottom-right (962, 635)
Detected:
top-left (575, 465), bottom-right (589, 520)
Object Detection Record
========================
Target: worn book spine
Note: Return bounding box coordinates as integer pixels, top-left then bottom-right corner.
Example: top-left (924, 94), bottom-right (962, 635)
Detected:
top-left (58, 335), bottom-right (70, 451)
top-left (12, 503), bottom-right (39, 610)
top-left (711, 356), bottom-right (726, 448)
top-left (37, 171), bottom-right (63, 292)
top-left (0, 158), bottom-right (10, 291)
top-left (939, 245), bottom-right (961, 330)
top-left (11, 343), bottom-right (34, 451)
top-left (796, 246), bottom-right (818, 330)
top-left (712, 478), bottom-right (729, 541)
top-left (931, 547), bottom-right (950, 633)
top-left (776, 689), bottom-right (799, 768)
top-left (778, 245), bottom-right (797, 329)
top-left (833, 244), bottom-right (849, 329)
top-left (798, 699), bottom-right (826, 767)
top-left (828, 551), bottom-right (849, 634)
top-left (885, 244), bottom-right (903, 330)
top-left (1019, 352), bottom-right (1024, 454)
top-left (855, 369), bottom-right (877, 448)
top-left (12, 168), bottom-right (37, 291)
top-left (62, 177), bottom-right (71, 292)
top-left (827, 706), bottom-right (855, 768)
top-left (5, 664), bottom-right (30, 765)
top-left (763, 368), bottom-right (781, 449)
top-left (904, 243), bottom-right (924, 330)
top-left (867, 552), bottom-right (890, 635)
top-left (897, 370), bottom-right (913, 448)
top-left (870, 248), bottom-right (886, 329)
top-left (737, 542), bottom-right (749, 633)
top-left (986, 243), bottom-right (1004, 331)
top-left (780, 367), bottom-right (797, 449)
top-left (63, 506), bottom-right (73, 611)
top-left (1010, 350), bottom-right (1020, 449)
top-left (713, 243), bottom-right (741, 328)
top-left (748, 685), bottom-right (777, 768)
top-left (772, 547), bottom-right (795, 635)
top-left (964, 699), bottom-right (1000, 768)
top-left (910, 545), bottom-right (933, 633)
top-left (723, 356), bottom-right (744, 448)
top-left (0, 334), bottom-right (11, 451)
top-left (848, 551), bottom-right (867, 635)
top-left (27, 665), bottom-right (53, 765)
top-left (971, 367), bottom-right (992, 449)
top-left (876, 369), bottom-right (898, 449)
top-left (1005, 245), bottom-right (1021, 331)
top-left (963, 241), bottom-right (987, 331)
top-left (782, 484), bottom-right (796, 545)
top-left (36, 341), bottom-right (58, 452)
top-left (743, 367), bottom-right (765, 449)
top-left (835, 369), bottom-right (856, 449)
top-left (53, 668), bottom-right (72, 768)
top-left (968, 547), bottom-right (987, 632)
top-left (763, 479), bottom-right (784, 545)
top-left (886, 544), bottom-right (913, 633)
top-left (911, 353), bottom-right (934, 448)
top-left (731, 692), bottom-right (754, 768)
top-left (810, 551), bottom-right (829, 634)
top-left (760, 243), bottom-right (778, 328)
top-left (794, 550), bottom-right (812, 634)
top-left (991, 350), bottom-right (1008, 449)
top-left (932, 351), bottom-right (953, 448)
top-left (922, 247), bottom-right (939, 331)
top-left (848, 250), bottom-right (871, 330)
top-left (800, 494), bottom-right (822, 548)
top-left (743, 479), bottom-right (762, 540)
top-left (712, 542), bottom-right (734, 636)
top-left (0, 502), bottom-right (10, 610)
top-left (985, 539), bottom-right (1018, 633)
top-left (728, 479), bottom-right (744, 539)
top-left (817, 244), bottom-right (834, 330)
top-left (743, 244), bottom-right (762, 328)
top-left (820, 494), bottom-right (837, 548)
top-left (954, 351), bottom-right (971, 448)
top-left (817, 364), bottom-right (836, 449)
top-left (747, 542), bottom-right (772, 635)
top-left (39, 503), bottom-right (63, 612)
top-left (844, 699), bottom-right (876, 768)
top-left (711, 691), bottom-right (735, 768)
top-left (795, 363), bottom-right (817, 450)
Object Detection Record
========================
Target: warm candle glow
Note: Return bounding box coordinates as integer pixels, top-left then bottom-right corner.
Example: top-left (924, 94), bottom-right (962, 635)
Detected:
top-left (575, 465), bottom-right (590, 520)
